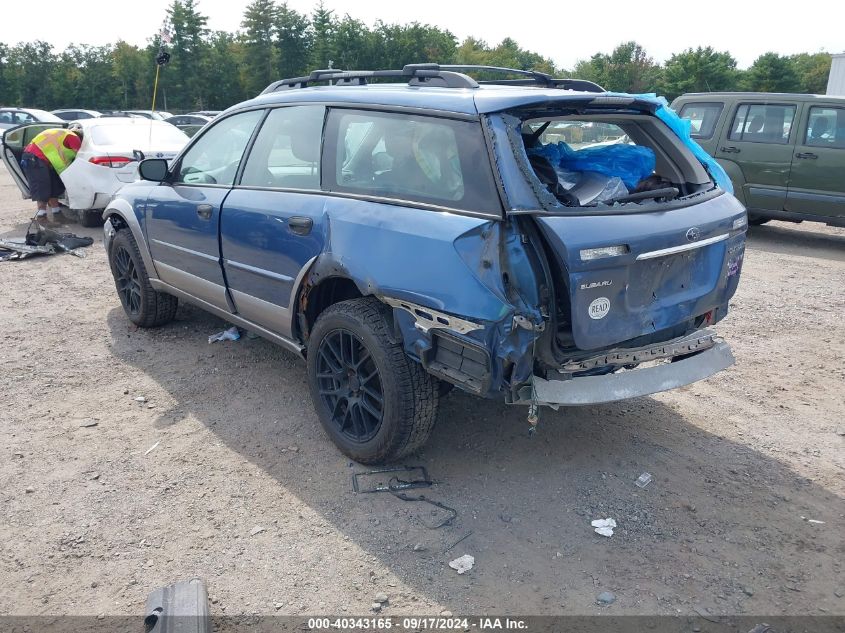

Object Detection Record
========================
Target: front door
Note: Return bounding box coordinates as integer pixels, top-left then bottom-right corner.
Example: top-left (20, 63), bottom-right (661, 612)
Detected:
top-left (786, 104), bottom-right (845, 220)
top-left (1, 123), bottom-right (69, 199)
top-left (220, 105), bottom-right (327, 336)
top-left (145, 109), bottom-right (264, 310)
top-left (715, 101), bottom-right (800, 212)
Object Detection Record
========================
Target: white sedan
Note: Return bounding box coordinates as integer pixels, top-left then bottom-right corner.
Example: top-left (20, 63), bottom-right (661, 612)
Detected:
top-left (1, 117), bottom-right (189, 226)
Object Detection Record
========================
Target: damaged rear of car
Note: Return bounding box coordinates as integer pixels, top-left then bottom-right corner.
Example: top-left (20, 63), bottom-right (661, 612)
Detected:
top-left (467, 90), bottom-right (747, 411)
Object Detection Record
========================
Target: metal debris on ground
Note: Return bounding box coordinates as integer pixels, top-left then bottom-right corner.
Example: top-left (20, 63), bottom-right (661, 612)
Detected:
top-left (390, 491), bottom-right (457, 529)
top-left (444, 531), bottom-right (473, 553)
top-left (448, 554), bottom-right (474, 574)
top-left (634, 472), bottom-right (653, 488)
top-left (208, 326), bottom-right (240, 344)
top-left (145, 577), bottom-right (210, 633)
top-left (351, 466), bottom-right (431, 494)
top-left (591, 517), bottom-right (617, 537)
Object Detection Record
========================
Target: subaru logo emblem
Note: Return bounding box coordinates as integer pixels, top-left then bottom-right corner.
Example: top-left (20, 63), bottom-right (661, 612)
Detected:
top-left (686, 227), bottom-right (701, 242)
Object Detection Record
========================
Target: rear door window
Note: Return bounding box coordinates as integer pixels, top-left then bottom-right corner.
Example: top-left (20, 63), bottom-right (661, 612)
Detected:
top-left (729, 103), bottom-right (796, 144)
top-left (240, 105), bottom-right (325, 189)
top-left (678, 102), bottom-right (723, 139)
top-left (324, 109), bottom-right (501, 215)
top-left (804, 106), bottom-right (845, 148)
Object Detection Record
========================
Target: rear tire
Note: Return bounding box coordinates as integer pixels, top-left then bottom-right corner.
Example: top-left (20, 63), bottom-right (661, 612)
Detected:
top-left (307, 297), bottom-right (439, 464)
top-left (108, 228), bottom-right (178, 328)
top-left (80, 209), bottom-right (103, 227)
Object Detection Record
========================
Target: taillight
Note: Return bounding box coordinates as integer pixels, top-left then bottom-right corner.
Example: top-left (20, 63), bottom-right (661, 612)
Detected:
top-left (89, 156), bottom-right (134, 168)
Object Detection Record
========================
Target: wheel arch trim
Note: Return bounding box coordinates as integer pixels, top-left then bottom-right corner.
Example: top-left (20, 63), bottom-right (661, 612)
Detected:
top-left (103, 201), bottom-right (158, 279)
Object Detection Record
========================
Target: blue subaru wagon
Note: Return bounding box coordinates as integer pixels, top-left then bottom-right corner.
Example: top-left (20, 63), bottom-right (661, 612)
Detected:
top-left (103, 65), bottom-right (747, 463)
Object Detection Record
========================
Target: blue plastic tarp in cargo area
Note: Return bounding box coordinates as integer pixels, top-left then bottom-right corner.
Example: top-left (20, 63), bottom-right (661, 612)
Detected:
top-left (529, 141), bottom-right (656, 190)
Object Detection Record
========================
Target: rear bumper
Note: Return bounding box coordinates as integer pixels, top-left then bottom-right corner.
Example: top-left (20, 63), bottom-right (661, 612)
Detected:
top-left (516, 341), bottom-right (734, 407)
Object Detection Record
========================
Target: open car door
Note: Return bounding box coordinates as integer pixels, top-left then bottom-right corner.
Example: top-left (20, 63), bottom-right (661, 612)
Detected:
top-left (1, 122), bottom-right (69, 199)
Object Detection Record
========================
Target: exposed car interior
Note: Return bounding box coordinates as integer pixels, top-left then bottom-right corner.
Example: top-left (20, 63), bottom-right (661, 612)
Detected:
top-left (520, 111), bottom-right (713, 209)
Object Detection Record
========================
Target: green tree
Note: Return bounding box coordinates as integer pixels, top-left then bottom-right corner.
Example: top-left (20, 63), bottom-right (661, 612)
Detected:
top-left (7, 41), bottom-right (55, 106)
top-left (112, 41), bottom-right (147, 109)
top-left (573, 41), bottom-right (661, 93)
top-left (241, 0), bottom-right (277, 95)
top-left (374, 22), bottom-right (456, 68)
top-left (744, 52), bottom-right (800, 92)
top-left (205, 31), bottom-right (248, 108)
top-left (790, 52), bottom-right (832, 94)
top-left (662, 47), bottom-right (738, 99)
top-left (166, 0), bottom-right (211, 110)
top-left (332, 16), bottom-right (379, 70)
top-left (275, 2), bottom-right (311, 79)
top-left (310, 1), bottom-right (336, 69)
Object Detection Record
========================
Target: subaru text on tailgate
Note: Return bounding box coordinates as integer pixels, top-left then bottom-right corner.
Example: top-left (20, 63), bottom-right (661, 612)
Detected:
top-left (102, 65), bottom-right (748, 463)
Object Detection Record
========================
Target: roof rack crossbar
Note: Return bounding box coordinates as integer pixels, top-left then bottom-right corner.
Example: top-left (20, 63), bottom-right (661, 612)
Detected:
top-left (440, 65), bottom-right (605, 93)
top-left (260, 65), bottom-right (480, 94)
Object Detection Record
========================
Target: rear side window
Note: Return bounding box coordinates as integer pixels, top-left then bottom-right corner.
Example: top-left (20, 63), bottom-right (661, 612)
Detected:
top-left (805, 106), bottom-right (845, 148)
top-left (729, 103), bottom-right (795, 144)
top-left (240, 105), bottom-right (325, 189)
top-left (324, 109), bottom-right (501, 214)
top-left (678, 102), bottom-right (723, 139)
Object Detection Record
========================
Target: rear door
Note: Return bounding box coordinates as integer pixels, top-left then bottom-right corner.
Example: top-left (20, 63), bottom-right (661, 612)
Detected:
top-left (1, 122), bottom-right (69, 198)
top-left (145, 109), bottom-right (264, 310)
top-left (786, 103), bottom-right (845, 220)
top-left (220, 105), bottom-right (327, 337)
top-left (715, 101), bottom-right (800, 212)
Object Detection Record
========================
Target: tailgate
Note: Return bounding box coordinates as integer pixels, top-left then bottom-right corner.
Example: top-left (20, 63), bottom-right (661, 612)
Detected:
top-left (535, 192), bottom-right (747, 350)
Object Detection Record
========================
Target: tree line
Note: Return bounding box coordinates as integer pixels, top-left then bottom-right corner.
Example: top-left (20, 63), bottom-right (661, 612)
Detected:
top-left (0, 0), bottom-right (833, 113)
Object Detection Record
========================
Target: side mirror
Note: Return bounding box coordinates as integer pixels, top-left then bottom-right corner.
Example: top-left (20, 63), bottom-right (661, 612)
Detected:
top-left (138, 158), bottom-right (169, 182)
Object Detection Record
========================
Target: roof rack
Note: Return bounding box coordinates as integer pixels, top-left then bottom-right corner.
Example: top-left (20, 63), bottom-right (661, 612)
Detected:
top-left (259, 64), bottom-right (605, 95)
top-left (439, 65), bottom-right (605, 93)
top-left (260, 64), bottom-right (479, 94)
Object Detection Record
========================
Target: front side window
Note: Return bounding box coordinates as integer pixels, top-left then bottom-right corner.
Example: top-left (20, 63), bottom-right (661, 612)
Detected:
top-left (678, 102), bottom-right (723, 139)
top-left (176, 109), bottom-right (263, 186)
top-left (729, 103), bottom-right (795, 144)
top-left (805, 106), bottom-right (845, 148)
top-left (325, 109), bottom-right (501, 214)
top-left (240, 105), bottom-right (325, 189)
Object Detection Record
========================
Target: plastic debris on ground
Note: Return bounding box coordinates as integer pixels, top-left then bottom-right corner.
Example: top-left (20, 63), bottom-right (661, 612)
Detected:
top-left (591, 518), bottom-right (617, 537)
top-left (634, 472), bottom-right (653, 488)
top-left (0, 227), bottom-right (93, 261)
top-left (448, 554), bottom-right (474, 574)
top-left (208, 326), bottom-right (240, 343)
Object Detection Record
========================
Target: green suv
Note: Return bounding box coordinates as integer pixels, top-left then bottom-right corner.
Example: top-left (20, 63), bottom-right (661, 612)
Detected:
top-left (672, 92), bottom-right (845, 227)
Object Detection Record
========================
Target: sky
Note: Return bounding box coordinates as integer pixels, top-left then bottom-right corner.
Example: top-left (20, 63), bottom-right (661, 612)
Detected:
top-left (3, 0), bottom-right (842, 70)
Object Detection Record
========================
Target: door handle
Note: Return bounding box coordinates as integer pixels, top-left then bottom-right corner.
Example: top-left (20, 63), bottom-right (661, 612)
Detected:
top-left (196, 204), bottom-right (213, 220)
top-left (720, 146), bottom-right (740, 153)
top-left (288, 216), bottom-right (313, 236)
top-left (795, 152), bottom-right (818, 159)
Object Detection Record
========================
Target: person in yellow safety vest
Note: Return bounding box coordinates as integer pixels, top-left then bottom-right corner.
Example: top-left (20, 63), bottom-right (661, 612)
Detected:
top-left (20, 125), bottom-right (84, 225)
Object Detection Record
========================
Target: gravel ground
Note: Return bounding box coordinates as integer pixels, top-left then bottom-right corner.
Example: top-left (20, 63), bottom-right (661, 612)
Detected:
top-left (0, 164), bottom-right (843, 618)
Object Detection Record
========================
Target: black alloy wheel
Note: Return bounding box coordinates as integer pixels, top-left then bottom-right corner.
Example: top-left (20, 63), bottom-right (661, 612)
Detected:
top-left (315, 328), bottom-right (384, 442)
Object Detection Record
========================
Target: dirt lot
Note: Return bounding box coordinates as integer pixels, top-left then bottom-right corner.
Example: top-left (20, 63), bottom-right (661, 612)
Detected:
top-left (0, 163), bottom-right (843, 619)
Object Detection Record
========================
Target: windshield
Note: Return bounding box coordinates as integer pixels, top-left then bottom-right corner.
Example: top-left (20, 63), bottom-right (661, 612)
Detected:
top-left (91, 122), bottom-right (188, 148)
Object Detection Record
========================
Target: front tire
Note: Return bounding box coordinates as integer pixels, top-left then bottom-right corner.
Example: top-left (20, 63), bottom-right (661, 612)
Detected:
top-left (307, 298), bottom-right (439, 464)
top-left (108, 228), bottom-right (178, 327)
